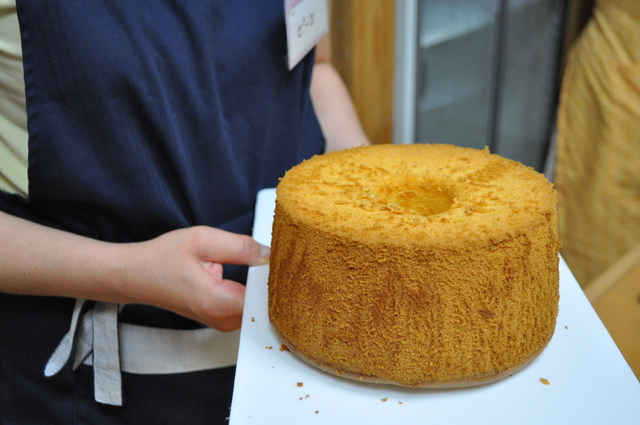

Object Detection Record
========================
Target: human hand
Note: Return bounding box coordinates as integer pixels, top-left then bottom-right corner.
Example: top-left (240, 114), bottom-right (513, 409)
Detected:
top-left (119, 226), bottom-right (269, 332)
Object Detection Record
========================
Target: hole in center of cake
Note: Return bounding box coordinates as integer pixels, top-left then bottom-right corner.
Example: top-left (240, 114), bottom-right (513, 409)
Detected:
top-left (376, 180), bottom-right (454, 217)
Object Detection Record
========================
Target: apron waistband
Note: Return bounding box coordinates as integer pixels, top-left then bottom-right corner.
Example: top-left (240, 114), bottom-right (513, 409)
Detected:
top-left (44, 299), bottom-right (239, 406)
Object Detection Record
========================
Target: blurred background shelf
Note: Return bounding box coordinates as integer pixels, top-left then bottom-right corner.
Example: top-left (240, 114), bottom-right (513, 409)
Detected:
top-left (330, 0), bottom-right (594, 174)
top-left (585, 242), bottom-right (640, 380)
top-left (399, 0), bottom-right (566, 172)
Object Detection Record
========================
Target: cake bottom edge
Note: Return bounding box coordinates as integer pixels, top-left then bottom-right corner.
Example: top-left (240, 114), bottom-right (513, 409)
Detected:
top-left (273, 328), bottom-right (554, 389)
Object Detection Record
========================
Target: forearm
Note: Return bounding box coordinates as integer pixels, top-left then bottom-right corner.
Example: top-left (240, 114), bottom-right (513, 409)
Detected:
top-left (0, 210), bottom-right (129, 301)
top-left (0, 209), bottom-right (266, 330)
top-left (311, 62), bottom-right (370, 152)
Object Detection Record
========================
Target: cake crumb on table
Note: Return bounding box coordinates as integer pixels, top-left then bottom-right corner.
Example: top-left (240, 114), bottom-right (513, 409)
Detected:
top-left (296, 382), bottom-right (303, 387)
top-left (540, 377), bottom-right (550, 385)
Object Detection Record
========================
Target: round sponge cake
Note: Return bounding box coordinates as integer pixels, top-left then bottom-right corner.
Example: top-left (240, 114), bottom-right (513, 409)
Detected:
top-left (267, 144), bottom-right (560, 388)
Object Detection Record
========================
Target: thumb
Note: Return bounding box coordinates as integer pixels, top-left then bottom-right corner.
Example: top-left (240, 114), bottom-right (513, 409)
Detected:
top-left (192, 226), bottom-right (270, 266)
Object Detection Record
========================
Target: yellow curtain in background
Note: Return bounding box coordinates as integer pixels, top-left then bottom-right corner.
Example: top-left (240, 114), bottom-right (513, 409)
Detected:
top-left (556, 0), bottom-right (640, 286)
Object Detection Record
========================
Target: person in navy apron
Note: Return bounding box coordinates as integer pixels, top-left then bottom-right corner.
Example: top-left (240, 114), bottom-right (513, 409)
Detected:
top-left (0, 1), bottom-right (369, 423)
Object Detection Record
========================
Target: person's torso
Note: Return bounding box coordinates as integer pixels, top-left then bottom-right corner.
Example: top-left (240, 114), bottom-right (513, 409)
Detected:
top-left (16, 0), bottom-right (325, 246)
top-left (12, 0), bottom-right (325, 328)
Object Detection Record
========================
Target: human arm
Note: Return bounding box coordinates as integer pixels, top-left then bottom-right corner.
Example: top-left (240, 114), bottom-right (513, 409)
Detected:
top-left (311, 33), bottom-right (370, 152)
top-left (0, 209), bottom-right (268, 331)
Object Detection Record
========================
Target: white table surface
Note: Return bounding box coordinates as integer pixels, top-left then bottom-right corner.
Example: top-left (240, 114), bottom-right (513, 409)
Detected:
top-left (229, 188), bottom-right (640, 425)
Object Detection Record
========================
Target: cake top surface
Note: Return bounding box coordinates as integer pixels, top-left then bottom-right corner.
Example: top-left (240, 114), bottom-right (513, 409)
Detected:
top-left (276, 144), bottom-right (557, 247)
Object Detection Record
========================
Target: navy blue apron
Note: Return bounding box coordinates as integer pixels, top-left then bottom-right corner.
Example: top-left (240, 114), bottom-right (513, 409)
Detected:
top-left (0, 1), bottom-right (324, 423)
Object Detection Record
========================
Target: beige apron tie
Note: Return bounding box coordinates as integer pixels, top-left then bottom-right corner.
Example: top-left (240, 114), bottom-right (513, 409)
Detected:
top-left (45, 298), bottom-right (240, 406)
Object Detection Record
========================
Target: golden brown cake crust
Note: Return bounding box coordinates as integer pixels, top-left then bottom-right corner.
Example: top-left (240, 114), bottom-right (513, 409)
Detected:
top-left (268, 144), bottom-right (560, 388)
